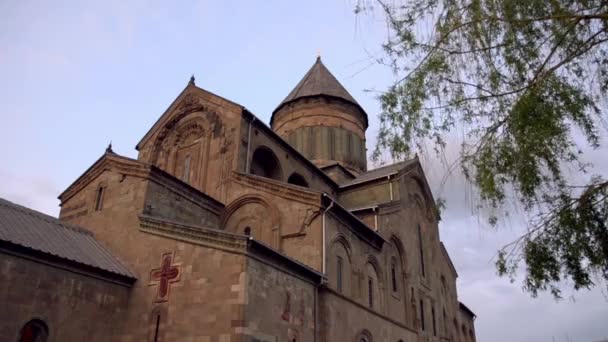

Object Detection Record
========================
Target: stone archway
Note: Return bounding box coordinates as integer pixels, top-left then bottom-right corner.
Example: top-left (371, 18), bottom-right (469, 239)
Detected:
top-left (221, 194), bottom-right (281, 249)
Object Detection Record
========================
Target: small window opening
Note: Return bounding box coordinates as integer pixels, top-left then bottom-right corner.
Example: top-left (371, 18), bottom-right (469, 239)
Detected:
top-left (443, 308), bottom-right (447, 335)
top-left (244, 227), bottom-right (251, 236)
top-left (153, 314), bottom-right (160, 342)
top-left (182, 155), bottom-right (191, 183)
top-left (95, 186), bottom-right (105, 211)
top-left (391, 262), bottom-right (397, 292)
top-left (368, 277), bottom-right (373, 308)
top-left (337, 256), bottom-right (343, 293)
top-left (420, 299), bottom-right (425, 331)
top-left (418, 224), bottom-right (426, 277)
top-left (432, 306), bottom-right (437, 336)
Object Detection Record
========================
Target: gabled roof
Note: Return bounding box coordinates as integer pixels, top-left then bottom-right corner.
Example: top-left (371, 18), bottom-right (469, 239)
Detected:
top-left (271, 57), bottom-right (368, 126)
top-left (0, 197), bottom-right (136, 281)
top-left (459, 301), bottom-right (477, 319)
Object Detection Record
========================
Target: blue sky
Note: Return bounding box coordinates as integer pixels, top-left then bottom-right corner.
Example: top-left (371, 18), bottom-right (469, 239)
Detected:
top-left (1, 1), bottom-right (607, 341)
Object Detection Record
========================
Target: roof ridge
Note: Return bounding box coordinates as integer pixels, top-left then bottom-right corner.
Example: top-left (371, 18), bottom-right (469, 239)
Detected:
top-left (0, 198), bottom-right (93, 236)
top-left (365, 160), bottom-right (408, 173)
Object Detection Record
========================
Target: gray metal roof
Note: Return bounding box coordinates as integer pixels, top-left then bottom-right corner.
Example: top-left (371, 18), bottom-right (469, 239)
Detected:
top-left (0, 197), bottom-right (135, 279)
top-left (272, 57), bottom-right (367, 121)
top-left (339, 159), bottom-right (416, 188)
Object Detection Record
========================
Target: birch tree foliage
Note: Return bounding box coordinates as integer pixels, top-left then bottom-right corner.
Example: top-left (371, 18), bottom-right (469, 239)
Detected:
top-left (362, 0), bottom-right (608, 297)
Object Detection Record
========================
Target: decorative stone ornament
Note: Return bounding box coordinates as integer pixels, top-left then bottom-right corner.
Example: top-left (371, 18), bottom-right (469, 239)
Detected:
top-left (149, 252), bottom-right (181, 302)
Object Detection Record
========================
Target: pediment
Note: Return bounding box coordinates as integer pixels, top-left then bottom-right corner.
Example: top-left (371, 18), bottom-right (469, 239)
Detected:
top-left (136, 83), bottom-right (244, 153)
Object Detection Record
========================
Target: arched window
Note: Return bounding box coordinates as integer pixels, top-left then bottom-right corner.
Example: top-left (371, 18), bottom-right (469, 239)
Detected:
top-left (330, 238), bottom-right (351, 296)
top-left (365, 261), bottom-right (381, 310)
top-left (388, 237), bottom-right (405, 303)
top-left (18, 319), bottom-right (48, 342)
top-left (250, 146), bottom-right (283, 181)
top-left (287, 173), bottom-right (309, 187)
top-left (243, 226), bottom-right (251, 236)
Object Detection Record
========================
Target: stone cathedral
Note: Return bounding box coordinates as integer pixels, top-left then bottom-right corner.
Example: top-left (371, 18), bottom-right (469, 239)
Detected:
top-left (0, 58), bottom-right (477, 342)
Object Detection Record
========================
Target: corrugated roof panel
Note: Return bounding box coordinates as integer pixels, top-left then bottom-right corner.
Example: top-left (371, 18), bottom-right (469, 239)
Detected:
top-left (0, 197), bottom-right (135, 279)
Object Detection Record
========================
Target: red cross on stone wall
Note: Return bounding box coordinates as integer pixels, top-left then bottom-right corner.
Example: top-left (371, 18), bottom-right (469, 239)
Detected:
top-left (149, 253), bottom-right (181, 302)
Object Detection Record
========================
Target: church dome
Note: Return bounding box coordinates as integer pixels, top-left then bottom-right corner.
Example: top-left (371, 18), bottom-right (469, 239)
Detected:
top-left (271, 57), bottom-right (368, 174)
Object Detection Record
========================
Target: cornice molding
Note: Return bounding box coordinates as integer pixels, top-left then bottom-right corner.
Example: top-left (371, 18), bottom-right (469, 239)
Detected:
top-left (139, 215), bottom-right (247, 253)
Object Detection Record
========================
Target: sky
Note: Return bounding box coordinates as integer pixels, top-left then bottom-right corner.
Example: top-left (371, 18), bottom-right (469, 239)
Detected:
top-left (1, 1), bottom-right (607, 341)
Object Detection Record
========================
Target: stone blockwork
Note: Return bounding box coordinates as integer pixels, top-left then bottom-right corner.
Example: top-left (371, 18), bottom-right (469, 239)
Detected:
top-left (320, 288), bottom-right (418, 342)
top-left (0, 251), bottom-right (131, 342)
top-left (244, 253), bottom-right (318, 342)
top-left (59, 155), bottom-right (250, 341)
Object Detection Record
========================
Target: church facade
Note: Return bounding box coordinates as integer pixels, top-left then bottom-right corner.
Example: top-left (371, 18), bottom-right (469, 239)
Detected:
top-left (0, 58), bottom-right (476, 342)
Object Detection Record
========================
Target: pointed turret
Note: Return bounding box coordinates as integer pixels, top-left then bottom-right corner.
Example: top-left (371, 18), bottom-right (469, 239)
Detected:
top-left (271, 57), bottom-right (368, 174)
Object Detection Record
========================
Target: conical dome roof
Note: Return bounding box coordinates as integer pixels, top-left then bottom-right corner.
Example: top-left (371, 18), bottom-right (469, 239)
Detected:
top-left (271, 57), bottom-right (368, 126)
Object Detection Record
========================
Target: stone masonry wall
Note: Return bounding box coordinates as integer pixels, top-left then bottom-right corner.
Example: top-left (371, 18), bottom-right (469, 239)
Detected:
top-left (243, 256), bottom-right (317, 342)
top-left (143, 173), bottom-right (221, 228)
top-left (0, 252), bottom-right (131, 342)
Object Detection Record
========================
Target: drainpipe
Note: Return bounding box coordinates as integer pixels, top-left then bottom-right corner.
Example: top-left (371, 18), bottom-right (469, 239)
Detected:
top-left (245, 116), bottom-right (256, 173)
top-left (314, 282), bottom-right (320, 342)
top-left (374, 207), bottom-right (378, 231)
top-left (388, 175), bottom-right (393, 201)
top-left (321, 194), bottom-right (334, 274)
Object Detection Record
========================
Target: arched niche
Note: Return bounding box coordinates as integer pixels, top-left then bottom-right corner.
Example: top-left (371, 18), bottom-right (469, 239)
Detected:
top-left (250, 146), bottom-right (283, 181)
top-left (388, 235), bottom-right (406, 298)
top-left (287, 172), bottom-right (309, 187)
top-left (222, 195), bottom-right (281, 249)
